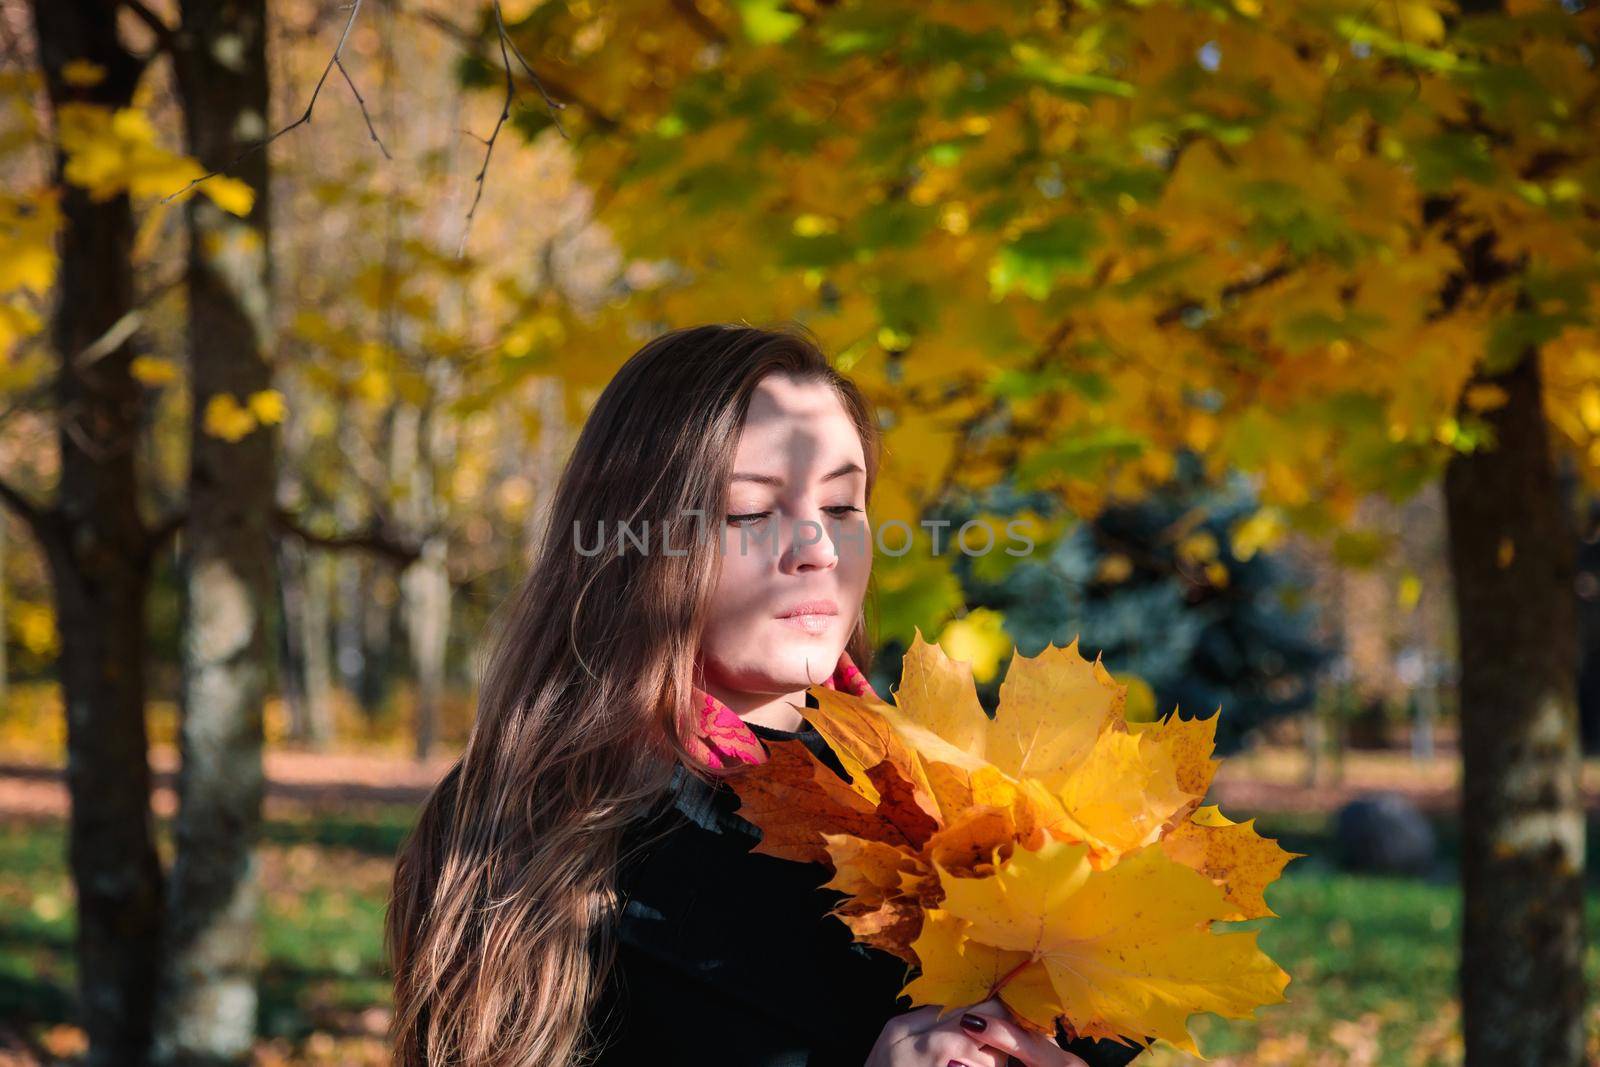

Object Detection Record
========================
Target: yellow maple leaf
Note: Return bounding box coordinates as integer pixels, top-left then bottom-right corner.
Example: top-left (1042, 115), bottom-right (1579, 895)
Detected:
top-left (202, 393), bottom-right (257, 442)
top-left (201, 175), bottom-right (256, 218)
top-left (875, 630), bottom-right (1127, 791)
top-left (1159, 804), bottom-right (1303, 921)
top-left (130, 356), bottom-right (179, 386)
top-left (976, 635), bottom-right (1127, 789)
top-left (915, 838), bottom-right (1291, 1055)
top-left (0, 192), bottom-right (61, 295)
top-left (884, 633), bottom-right (1200, 862)
top-left (1045, 726), bottom-right (1197, 866)
top-left (247, 388), bottom-right (286, 425)
top-left (1129, 706), bottom-right (1223, 801)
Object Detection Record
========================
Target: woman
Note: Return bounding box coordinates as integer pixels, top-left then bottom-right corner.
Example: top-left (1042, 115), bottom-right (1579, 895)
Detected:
top-left (385, 324), bottom-right (1150, 1066)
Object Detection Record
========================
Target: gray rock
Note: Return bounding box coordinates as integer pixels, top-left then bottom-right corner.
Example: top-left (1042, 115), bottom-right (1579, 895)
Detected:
top-left (1334, 791), bottom-right (1436, 876)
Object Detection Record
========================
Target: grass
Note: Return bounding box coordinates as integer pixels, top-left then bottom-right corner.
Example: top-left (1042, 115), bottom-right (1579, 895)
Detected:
top-left (2, 809), bottom-right (1597, 1065)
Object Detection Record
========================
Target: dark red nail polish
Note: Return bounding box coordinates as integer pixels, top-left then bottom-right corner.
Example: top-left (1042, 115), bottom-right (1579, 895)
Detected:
top-left (960, 1013), bottom-right (987, 1033)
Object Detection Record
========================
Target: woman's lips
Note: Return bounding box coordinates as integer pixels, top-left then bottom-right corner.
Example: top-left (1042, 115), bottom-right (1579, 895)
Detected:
top-left (776, 613), bottom-right (834, 636)
top-left (774, 598), bottom-right (838, 637)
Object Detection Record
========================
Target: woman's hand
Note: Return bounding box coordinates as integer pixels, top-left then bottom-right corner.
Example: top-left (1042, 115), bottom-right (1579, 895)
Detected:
top-left (864, 998), bottom-right (1089, 1067)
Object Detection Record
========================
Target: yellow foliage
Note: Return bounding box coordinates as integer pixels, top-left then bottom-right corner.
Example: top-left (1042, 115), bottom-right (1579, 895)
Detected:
top-left (0, 191), bottom-right (60, 295)
top-left (526, 0), bottom-right (1600, 547)
top-left (12, 601), bottom-right (59, 657)
top-left (202, 393), bottom-right (261, 442)
top-left (1229, 507), bottom-right (1287, 562)
top-left (911, 840), bottom-right (1290, 1053)
top-left (1398, 572), bottom-right (1423, 611)
top-left (247, 388), bottom-right (287, 425)
top-left (732, 632), bottom-right (1297, 1054)
top-left (0, 299), bottom-right (41, 359)
top-left (55, 102), bottom-right (254, 215)
top-left (130, 356), bottom-right (180, 386)
top-left (60, 60), bottom-right (106, 88)
top-left (934, 608), bottom-right (1011, 684)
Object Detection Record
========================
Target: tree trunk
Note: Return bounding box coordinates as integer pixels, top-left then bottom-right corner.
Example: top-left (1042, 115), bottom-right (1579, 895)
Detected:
top-left (1443, 345), bottom-right (1586, 1066)
top-left (402, 536), bottom-right (450, 760)
top-left (303, 549), bottom-right (335, 744)
top-left (275, 536), bottom-right (311, 742)
top-left (277, 537), bottom-right (334, 747)
top-left (27, 6), bottom-right (164, 1063)
top-left (158, 1), bottom-right (276, 1061)
top-left (0, 516), bottom-right (9, 711)
top-left (1575, 496), bottom-right (1600, 755)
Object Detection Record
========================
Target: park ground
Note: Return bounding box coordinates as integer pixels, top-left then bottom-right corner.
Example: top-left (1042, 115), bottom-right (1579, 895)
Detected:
top-left (1, 733), bottom-right (1597, 1066)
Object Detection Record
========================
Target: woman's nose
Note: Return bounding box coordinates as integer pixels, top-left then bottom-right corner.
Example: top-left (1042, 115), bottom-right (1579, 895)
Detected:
top-left (781, 513), bottom-right (840, 572)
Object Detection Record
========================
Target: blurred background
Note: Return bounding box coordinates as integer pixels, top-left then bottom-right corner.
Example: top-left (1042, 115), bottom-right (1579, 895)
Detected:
top-left (0, 0), bottom-right (1597, 1064)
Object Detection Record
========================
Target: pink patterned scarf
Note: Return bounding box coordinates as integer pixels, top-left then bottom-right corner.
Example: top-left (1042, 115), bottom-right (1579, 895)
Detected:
top-left (687, 649), bottom-right (879, 770)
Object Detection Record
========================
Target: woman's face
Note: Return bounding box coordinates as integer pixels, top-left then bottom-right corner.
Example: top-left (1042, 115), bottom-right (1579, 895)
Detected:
top-left (697, 372), bottom-right (872, 712)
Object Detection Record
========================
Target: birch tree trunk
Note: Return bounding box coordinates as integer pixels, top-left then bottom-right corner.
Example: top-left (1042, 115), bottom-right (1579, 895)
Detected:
top-left (158, 1), bottom-right (276, 1060)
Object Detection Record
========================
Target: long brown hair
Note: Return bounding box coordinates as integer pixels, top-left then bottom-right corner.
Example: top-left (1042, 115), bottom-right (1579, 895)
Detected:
top-left (385, 322), bottom-right (882, 1065)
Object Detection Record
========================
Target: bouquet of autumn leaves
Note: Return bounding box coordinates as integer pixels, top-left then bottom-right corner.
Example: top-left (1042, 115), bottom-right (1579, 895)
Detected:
top-left (729, 631), bottom-right (1298, 1057)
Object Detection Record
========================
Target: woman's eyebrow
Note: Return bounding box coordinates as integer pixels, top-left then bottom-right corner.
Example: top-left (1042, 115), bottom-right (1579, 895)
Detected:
top-left (730, 461), bottom-right (865, 487)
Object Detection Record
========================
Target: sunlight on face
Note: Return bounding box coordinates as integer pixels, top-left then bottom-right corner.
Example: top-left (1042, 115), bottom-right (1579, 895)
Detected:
top-left (697, 373), bottom-right (872, 722)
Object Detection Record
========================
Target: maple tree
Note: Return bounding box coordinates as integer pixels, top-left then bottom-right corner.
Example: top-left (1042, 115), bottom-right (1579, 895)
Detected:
top-left (480, 1), bottom-right (1596, 1059)
top-left (731, 630), bottom-right (1297, 1055)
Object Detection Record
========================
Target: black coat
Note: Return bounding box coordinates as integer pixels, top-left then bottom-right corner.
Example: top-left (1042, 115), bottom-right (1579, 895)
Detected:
top-left (587, 704), bottom-right (1152, 1067)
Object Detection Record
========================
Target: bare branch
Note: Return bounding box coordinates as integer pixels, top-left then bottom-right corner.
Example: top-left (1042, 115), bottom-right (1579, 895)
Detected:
top-left (404, 5), bottom-right (618, 132)
top-left (0, 474), bottom-right (58, 548)
top-left (335, 56), bottom-right (391, 160)
top-left (120, 0), bottom-right (176, 51)
top-left (161, 0), bottom-right (381, 204)
top-left (74, 271), bottom-right (185, 368)
top-left (669, 0), bottom-right (727, 45)
top-left (274, 507), bottom-right (423, 567)
top-left (457, 9), bottom-right (516, 258)
top-left (493, 0), bottom-right (570, 141)
top-left (1153, 261), bottom-right (1295, 328)
top-left (455, 0), bottom-right (580, 257)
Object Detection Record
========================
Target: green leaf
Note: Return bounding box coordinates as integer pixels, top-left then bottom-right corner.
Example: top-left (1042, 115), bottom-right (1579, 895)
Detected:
top-left (670, 161), bottom-right (762, 215)
top-left (1014, 426), bottom-right (1147, 486)
top-left (908, 23), bottom-right (1011, 64)
top-left (1408, 131), bottom-right (1497, 192)
top-left (858, 200), bottom-right (938, 250)
top-left (1484, 310), bottom-right (1575, 374)
top-left (510, 101), bottom-right (555, 140)
top-left (871, 551), bottom-right (967, 648)
top-left (734, 0), bottom-right (803, 44)
top-left (616, 134), bottom-right (685, 183)
top-left (1332, 16), bottom-right (1473, 73)
top-left (741, 114), bottom-right (826, 155)
top-left (1012, 43), bottom-right (1135, 101)
top-left (876, 279), bottom-right (939, 336)
top-left (989, 216), bottom-right (1101, 300)
top-left (776, 231), bottom-right (853, 269)
top-left (453, 52), bottom-right (499, 92)
top-left (985, 365), bottom-right (1111, 403)
top-left (1273, 310), bottom-right (1388, 353)
top-left (819, 8), bottom-right (902, 55)
top-left (1076, 166), bottom-right (1166, 211)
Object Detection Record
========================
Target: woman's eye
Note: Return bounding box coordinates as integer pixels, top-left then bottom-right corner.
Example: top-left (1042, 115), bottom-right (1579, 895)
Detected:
top-left (824, 505), bottom-right (864, 517)
top-left (726, 512), bottom-right (770, 526)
